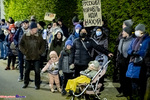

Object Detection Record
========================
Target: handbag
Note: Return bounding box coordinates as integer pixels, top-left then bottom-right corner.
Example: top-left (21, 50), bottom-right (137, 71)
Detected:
top-left (133, 56), bottom-right (143, 65)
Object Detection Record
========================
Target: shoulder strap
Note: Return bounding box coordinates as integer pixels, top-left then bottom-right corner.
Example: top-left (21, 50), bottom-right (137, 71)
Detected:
top-left (81, 40), bottom-right (92, 57)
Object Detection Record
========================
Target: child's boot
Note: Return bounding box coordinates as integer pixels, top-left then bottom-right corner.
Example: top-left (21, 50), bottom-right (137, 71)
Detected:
top-left (51, 88), bottom-right (55, 93)
top-left (57, 86), bottom-right (61, 92)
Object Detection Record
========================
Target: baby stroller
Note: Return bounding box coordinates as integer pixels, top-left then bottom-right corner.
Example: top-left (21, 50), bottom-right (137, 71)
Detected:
top-left (70, 54), bottom-right (110, 100)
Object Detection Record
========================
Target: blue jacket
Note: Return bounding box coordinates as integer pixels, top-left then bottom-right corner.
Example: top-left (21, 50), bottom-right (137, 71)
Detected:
top-left (126, 34), bottom-right (150, 78)
top-left (13, 27), bottom-right (24, 47)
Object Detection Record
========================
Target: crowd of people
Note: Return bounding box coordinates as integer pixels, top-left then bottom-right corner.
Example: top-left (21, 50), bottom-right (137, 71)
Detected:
top-left (0, 16), bottom-right (150, 100)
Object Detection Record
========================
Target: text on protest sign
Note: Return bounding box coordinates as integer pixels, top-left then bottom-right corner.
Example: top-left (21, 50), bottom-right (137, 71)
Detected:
top-left (82, 0), bottom-right (102, 27)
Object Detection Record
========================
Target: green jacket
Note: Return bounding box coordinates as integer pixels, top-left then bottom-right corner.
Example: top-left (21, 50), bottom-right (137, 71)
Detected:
top-left (47, 39), bottom-right (66, 60)
top-left (19, 32), bottom-right (45, 60)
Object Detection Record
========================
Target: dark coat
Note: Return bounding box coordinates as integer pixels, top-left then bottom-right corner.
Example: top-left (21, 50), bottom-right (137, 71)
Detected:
top-left (0, 29), bottom-right (5, 41)
top-left (59, 48), bottom-right (74, 73)
top-left (61, 24), bottom-right (69, 38)
top-left (71, 37), bottom-right (110, 66)
top-left (13, 27), bottom-right (24, 47)
top-left (5, 33), bottom-right (16, 56)
top-left (19, 32), bottom-right (45, 60)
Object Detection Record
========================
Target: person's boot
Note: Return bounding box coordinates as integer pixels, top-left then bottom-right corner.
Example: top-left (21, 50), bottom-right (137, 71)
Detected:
top-left (22, 84), bottom-right (28, 88)
top-left (57, 87), bottom-right (62, 93)
top-left (35, 85), bottom-right (40, 90)
top-left (12, 66), bottom-right (15, 70)
top-left (5, 67), bottom-right (10, 70)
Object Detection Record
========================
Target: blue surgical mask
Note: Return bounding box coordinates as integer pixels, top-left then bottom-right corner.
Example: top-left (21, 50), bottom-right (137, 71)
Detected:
top-left (96, 31), bottom-right (102, 36)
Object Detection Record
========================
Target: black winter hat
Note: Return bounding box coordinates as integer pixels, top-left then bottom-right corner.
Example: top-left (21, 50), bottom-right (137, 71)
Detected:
top-left (72, 16), bottom-right (79, 23)
top-left (1, 19), bottom-right (5, 23)
top-left (29, 22), bottom-right (37, 29)
top-left (123, 26), bottom-right (132, 35)
top-left (22, 19), bottom-right (29, 23)
top-left (38, 21), bottom-right (46, 28)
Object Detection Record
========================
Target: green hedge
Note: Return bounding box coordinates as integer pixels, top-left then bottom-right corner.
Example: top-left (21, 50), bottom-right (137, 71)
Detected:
top-left (4, 0), bottom-right (150, 78)
top-left (4, 0), bottom-right (77, 26)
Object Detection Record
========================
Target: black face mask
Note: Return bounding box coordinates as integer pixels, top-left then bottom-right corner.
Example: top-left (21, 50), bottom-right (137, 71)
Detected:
top-left (80, 33), bottom-right (87, 38)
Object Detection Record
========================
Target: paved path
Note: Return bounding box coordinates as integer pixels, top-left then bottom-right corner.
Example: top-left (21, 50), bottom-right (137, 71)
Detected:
top-left (0, 59), bottom-right (126, 100)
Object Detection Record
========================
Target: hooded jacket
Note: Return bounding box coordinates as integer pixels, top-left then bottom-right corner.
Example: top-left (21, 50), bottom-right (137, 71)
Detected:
top-left (42, 51), bottom-right (59, 75)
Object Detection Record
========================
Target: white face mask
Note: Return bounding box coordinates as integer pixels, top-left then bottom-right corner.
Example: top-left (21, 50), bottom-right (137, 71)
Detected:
top-left (135, 31), bottom-right (142, 37)
top-left (75, 29), bottom-right (79, 34)
top-left (11, 30), bottom-right (15, 33)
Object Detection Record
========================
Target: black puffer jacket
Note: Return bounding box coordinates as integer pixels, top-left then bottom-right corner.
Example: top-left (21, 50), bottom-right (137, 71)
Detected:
top-left (59, 48), bottom-right (74, 73)
top-left (71, 37), bottom-right (110, 66)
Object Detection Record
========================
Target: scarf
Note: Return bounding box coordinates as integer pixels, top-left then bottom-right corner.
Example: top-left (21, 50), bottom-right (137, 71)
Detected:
top-left (8, 33), bottom-right (14, 42)
top-left (132, 35), bottom-right (144, 52)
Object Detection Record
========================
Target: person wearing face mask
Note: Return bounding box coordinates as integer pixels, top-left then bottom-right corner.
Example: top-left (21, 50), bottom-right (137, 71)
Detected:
top-left (92, 27), bottom-right (108, 49)
top-left (5, 25), bottom-right (17, 70)
top-left (126, 24), bottom-right (150, 100)
top-left (67, 24), bottom-right (82, 43)
top-left (91, 26), bottom-right (108, 91)
top-left (113, 19), bottom-right (134, 82)
top-left (116, 26), bottom-right (133, 99)
top-left (70, 28), bottom-right (113, 77)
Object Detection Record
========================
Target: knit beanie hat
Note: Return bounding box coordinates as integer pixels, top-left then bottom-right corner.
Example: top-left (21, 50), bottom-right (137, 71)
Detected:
top-left (38, 21), bottom-right (46, 28)
top-left (49, 51), bottom-right (58, 59)
top-left (1, 19), bottom-right (5, 23)
top-left (123, 19), bottom-right (134, 27)
top-left (29, 22), bottom-right (37, 29)
top-left (123, 26), bottom-right (132, 35)
top-left (72, 16), bottom-right (79, 23)
top-left (88, 60), bottom-right (99, 68)
top-left (65, 40), bottom-right (73, 47)
top-left (135, 24), bottom-right (145, 32)
top-left (75, 24), bottom-right (82, 29)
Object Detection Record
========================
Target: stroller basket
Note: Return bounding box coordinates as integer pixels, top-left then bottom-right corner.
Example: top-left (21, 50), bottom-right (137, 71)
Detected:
top-left (72, 60), bottom-right (111, 99)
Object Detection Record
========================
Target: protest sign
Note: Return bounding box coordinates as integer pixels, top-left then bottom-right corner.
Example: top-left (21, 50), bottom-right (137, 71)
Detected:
top-left (82, 0), bottom-right (102, 27)
top-left (44, 12), bottom-right (56, 21)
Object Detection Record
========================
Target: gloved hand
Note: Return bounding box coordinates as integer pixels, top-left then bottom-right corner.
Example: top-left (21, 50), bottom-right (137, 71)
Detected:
top-left (59, 70), bottom-right (63, 76)
top-left (69, 64), bottom-right (74, 70)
